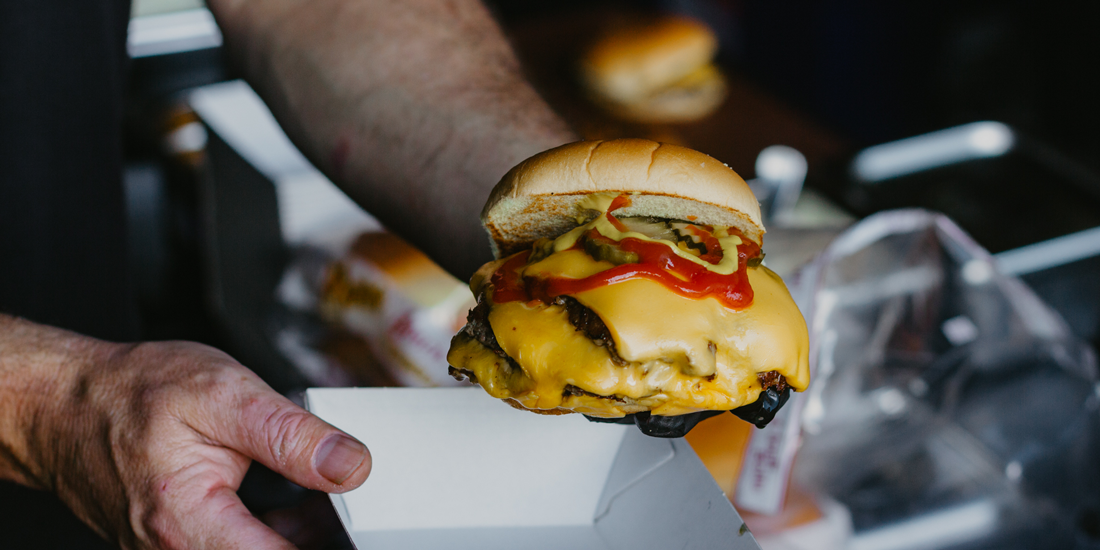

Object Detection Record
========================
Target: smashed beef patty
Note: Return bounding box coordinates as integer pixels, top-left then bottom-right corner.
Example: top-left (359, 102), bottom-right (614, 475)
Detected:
top-left (453, 290), bottom-right (788, 398)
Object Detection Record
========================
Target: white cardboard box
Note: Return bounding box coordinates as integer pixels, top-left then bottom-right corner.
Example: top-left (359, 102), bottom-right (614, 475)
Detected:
top-left (305, 387), bottom-right (761, 550)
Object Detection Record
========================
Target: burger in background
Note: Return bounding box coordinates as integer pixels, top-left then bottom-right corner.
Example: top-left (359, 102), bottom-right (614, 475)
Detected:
top-left (580, 15), bottom-right (728, 123)
top-left (317, 232), bottom-right (475, 388)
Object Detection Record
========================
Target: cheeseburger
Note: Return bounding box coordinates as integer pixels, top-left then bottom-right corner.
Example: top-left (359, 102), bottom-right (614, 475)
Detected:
top-left (580, 16), bottom-right (728, 123)
top-left (447, 139), bottom-right (809, 437)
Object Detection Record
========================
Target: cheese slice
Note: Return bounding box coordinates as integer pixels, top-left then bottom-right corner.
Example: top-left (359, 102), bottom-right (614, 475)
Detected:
top-left (572, 266), bottom-right (809, 389)
top-left (448, 247), bottom-right (808, 417)
top-left (519, 247), bottom-right (808, 386)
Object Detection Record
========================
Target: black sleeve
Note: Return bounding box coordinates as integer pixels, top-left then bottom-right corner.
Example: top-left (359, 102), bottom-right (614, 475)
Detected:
top-left (0, 0), bottom-right (139, 342)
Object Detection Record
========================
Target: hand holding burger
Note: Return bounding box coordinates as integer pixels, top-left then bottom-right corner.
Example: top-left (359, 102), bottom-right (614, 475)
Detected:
top-left (448, 139), bottom-right (809, 437)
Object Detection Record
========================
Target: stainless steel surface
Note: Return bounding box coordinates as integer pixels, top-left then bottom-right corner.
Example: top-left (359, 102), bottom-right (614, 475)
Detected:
top-left (128, 8), bottom-right (222, 58)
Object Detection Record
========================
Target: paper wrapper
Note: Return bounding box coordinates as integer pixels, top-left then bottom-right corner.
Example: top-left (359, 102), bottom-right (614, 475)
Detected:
top-left (318, 232), bottom-right (475, 387)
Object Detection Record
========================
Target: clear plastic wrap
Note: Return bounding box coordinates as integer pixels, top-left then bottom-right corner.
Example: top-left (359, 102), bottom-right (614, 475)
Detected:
top-left (790, 209), bottom-right (1100, 548)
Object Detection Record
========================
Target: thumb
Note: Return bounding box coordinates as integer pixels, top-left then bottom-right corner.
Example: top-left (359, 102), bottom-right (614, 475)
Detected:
top-left (204, 387), bottom-right (372, 493)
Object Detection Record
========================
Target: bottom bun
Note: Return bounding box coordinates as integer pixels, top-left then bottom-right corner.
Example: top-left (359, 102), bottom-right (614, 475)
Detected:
top-left (598, 64), bottom-right (728, 123)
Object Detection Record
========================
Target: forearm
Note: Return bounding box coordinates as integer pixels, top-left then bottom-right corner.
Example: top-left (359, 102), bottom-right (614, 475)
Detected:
top-left (209, 0), bottom-right (576, 278)
top-left (0, 315), bottom-right (106, 489)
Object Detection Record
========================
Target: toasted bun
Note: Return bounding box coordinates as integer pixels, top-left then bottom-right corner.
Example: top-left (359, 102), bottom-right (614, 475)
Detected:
top-left (481, 139), bottom-right (763, 258)
top-left (581, 16), bottom-right (719, 103)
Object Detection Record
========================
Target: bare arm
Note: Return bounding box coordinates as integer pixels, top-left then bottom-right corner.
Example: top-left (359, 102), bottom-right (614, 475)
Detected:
top-left (0, 315), bottom-right (86, 490)
top-left (0, 3), bottom-right (571, 548)
top-left (208, 0), bottom-right (577, 278)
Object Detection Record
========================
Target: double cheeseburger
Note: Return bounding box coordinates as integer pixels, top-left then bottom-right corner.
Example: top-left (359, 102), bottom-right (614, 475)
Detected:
top-left (447, 139), bottom-right (809, 437)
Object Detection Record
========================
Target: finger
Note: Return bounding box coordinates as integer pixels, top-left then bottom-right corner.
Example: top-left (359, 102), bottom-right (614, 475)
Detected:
top-left (197, 379), bottom-right (371, 493)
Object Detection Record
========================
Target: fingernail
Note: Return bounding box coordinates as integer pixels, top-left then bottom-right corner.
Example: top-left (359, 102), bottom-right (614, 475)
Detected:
top-left (314, 434), bottom-right (367, 485)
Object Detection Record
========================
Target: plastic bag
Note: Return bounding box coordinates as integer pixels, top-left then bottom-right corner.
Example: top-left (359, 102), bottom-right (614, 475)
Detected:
top-left (791, 209), bottom-right (1100, 548)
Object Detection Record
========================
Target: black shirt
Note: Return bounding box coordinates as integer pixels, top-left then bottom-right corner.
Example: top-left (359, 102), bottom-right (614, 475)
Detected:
top-left (0, 0), bottom-right (139, 342)
top-left (1, 2), bottom-right (135, 547)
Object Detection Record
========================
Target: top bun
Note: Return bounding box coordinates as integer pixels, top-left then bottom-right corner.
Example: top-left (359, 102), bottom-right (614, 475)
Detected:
top-left (581, 16), bottom-right (718, 104)
top-left (482, 139), bottom-right (763, 259)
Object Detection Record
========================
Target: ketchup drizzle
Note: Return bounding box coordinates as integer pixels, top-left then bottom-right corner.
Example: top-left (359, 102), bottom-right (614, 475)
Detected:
top-left (489, 197), bottom-right (760, 310)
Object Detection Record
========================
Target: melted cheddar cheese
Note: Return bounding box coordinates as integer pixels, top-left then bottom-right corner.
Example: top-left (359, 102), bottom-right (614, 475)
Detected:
top-left (447, 247), bottom-right (809, 417)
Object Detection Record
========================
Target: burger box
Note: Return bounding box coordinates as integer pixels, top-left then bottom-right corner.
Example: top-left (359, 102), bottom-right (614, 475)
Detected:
top-left (305, 387), bottom-right (762, 550)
